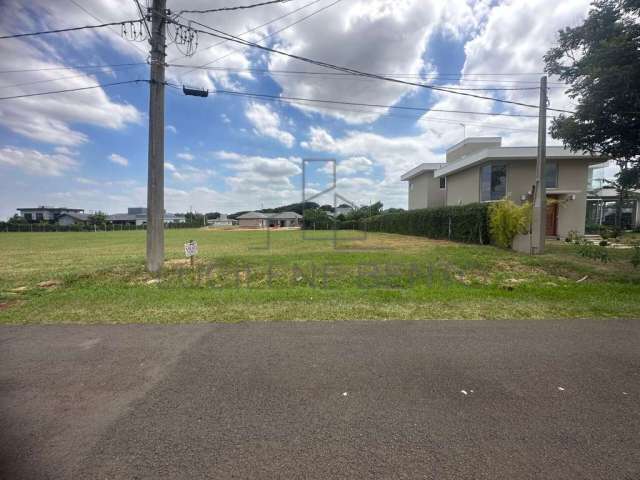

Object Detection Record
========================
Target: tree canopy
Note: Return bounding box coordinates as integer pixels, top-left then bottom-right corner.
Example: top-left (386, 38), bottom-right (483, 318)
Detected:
top-left (544, 0), bottom-right (640, 172)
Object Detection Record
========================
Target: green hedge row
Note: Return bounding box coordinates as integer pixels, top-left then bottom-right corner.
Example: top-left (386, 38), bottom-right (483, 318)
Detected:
top-left (355, 203), bottom-right (491, 244)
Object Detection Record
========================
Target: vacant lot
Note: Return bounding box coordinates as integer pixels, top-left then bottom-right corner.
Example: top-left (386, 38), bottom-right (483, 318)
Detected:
top-left (0, 229), bottom-right (639, 323)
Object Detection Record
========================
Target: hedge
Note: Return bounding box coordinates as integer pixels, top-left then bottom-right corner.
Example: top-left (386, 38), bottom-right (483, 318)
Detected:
top-left (354, 203), bottom-right (491, 244)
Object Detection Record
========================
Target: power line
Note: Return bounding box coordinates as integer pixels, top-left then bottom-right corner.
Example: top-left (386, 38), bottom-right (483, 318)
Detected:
top-left (0, 19), bottom-right (139, 40)
top-left (172, 19), bottom-right (575, 114)
top-left (175, 0), bottom-right (293, 16)
top-left (172, 0), bottom-right (341, 78)
top-left (133, 0), bottom-right (152, 38)
top-left (0, 62), bottom-right (147, 75)
top-left (67, 0), bottom-right (148, 57)
top-left (0, 79), bottom-right (147, 101)
top-left (168, 64), bottom-right (539, 91)
top-left (169, 0), bottom-right (326, 64)
top-left (0, 64), bottom-right (144, 89)
top-left (167, 82), bottom-right (540, 117)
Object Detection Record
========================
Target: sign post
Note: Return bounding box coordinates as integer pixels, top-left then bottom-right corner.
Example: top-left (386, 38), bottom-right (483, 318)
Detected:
top-left (184, 240), bottom-right (198, 269)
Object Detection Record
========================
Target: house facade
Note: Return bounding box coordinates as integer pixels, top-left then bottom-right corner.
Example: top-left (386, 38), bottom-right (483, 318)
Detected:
top-left (236, 211), bottom-right (302, 228)
top-left (108, 208), bottom-right (186, 226)
top-left (402, 137), bottom-right (604, 238)
top-left (586, 160), bottom-right (640, 229)
top-left (18, 206), bottom-right (84, 223)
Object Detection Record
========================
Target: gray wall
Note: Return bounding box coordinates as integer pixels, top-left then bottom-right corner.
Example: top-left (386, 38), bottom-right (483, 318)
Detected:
top-left (407, 171), bottom-right (445, 210)
top-left (444, 158), bottom-right (594, 237)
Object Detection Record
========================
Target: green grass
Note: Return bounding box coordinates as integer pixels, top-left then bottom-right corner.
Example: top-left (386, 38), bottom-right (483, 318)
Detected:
top-left (1, 228), bottom-right (639, 323)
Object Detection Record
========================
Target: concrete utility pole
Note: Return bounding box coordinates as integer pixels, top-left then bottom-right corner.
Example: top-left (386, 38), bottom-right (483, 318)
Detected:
top-left (146, 0), bottom-right (166, 273)
top-left (531, 75), bottom-right (547, 254)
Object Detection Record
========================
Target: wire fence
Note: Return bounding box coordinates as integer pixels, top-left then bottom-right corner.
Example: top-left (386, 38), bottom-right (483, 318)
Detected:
top-left (0, 223), bottom-right (205, 233)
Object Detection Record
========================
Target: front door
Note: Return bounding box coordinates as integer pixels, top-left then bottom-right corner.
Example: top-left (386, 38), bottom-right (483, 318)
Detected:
top-left (546, 196), bottom-right (558, 236)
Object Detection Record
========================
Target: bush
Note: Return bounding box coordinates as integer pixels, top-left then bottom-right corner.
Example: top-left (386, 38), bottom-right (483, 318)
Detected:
top-left (576, 239), bottom-right (610, 263)
top-left (488, 200), bottom-right (532, 249)
top-left (631, 244), bottom-right (640, 269)
top-left (599, 240), bottom-right (608, 247)
top-left (355, 203), bottom-right (490, 244)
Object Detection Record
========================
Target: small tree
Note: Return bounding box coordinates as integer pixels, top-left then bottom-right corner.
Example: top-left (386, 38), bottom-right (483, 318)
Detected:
top-left (88, 211), bottom-right (108, 227)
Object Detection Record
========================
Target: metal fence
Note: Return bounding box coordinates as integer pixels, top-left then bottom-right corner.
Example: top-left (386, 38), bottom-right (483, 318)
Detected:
top-left (0, 223), bottom-right (204, 233)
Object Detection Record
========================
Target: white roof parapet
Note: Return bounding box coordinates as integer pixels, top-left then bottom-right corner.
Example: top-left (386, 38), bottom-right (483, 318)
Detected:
top-left (446, 136), bottom-right (502, 156)
top-left (433, 146), bottom-right (604, 178)
top-left (400, 162), bottom-right (445, 181)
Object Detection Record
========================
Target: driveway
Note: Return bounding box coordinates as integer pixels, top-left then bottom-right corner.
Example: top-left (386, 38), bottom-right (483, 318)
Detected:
top-left (1, 320), bottom-right (639, 479)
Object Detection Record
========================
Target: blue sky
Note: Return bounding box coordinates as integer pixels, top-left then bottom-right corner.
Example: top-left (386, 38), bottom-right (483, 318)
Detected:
top-left (0, 0), bottom-right (592, 219)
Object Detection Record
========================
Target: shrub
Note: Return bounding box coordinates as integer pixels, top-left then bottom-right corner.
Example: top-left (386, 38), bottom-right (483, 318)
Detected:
top-left (631, 244), bottom-right (640, 269)
top-left (488, 200), bottom-right (532, 249)
top-left (599, 240), bottom-right (608, 247)
top-left (576, 239), bottom-right (610, 263)
top-left (355, 203), bottom-right (490, 244)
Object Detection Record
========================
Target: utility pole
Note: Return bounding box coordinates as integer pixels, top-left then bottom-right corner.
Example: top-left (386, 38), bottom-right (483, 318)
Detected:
top-left (531, 75), bottom-right (547, 254)
top-left (146, 0), bottom-right (166, 273)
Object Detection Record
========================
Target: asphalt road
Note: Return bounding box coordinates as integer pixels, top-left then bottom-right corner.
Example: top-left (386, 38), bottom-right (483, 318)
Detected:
top-left (1, 320), bottom-right (639, 479)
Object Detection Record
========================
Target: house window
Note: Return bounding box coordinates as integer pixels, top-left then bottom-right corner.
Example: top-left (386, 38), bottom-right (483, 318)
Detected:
top-left (480, 163), bottom-right (507, 201)
top-left (439, 177), bottom-right (446, 189)
top-left (545, 160), bottom-right (558, 188)
top-left (36, 213), bottom-right (44, 221)
top-left (24, 213), bottom-right (32, 222)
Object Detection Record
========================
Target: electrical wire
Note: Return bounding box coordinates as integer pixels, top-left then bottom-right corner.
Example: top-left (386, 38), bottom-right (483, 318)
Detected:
top-left (171, 19), bottom-right (575, 114)
top-left (171, 0), bottom-right (340, 77)
top-left (167, 82), bottom-right (540, 118)
top-left (0, 79), bottom-right (147, 101)
top-left (0, 64), bottom-right (145, 89)
top-left (0, 19), bottom-right (139, 40)
top-left (175, 0), bottom-right (293, 17)
top-left (168, 64), bottom-right (539, 91)
top-left (0, 62), bottom-right (147, 75)
top-left (133, 0), bottom-right (151, 38)
top-left (66, 0), bottom-right (148, 57)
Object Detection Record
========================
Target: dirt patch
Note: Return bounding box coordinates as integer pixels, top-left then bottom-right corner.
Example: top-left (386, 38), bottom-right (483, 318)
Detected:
top-left (37, 280), bottom-right (62, 289)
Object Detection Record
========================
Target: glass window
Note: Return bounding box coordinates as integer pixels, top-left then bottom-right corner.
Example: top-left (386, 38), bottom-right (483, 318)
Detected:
top-left (545, 160), bottom-right (558, 188)
top-left (439, 177), bottom-right (446, 189)
top-left (480, 163), bottom-right (506, 201)
top-left (36, 213), bottom-right (44, 221)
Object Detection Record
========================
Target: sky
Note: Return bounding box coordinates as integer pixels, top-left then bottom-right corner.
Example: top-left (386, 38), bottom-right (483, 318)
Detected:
top-left (0, 0), bottom-right (594, 219)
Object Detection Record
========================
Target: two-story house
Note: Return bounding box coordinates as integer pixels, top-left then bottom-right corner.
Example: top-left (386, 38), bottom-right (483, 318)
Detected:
top-left (401, 137), bottom-right (604, 238)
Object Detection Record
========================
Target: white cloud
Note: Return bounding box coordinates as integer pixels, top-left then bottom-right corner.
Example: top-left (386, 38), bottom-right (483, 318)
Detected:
top-left (244, 102), bottom-right (295, 148)
top-left (0, 146), bottom-right (79, 176)
top-left (0, 38), bottom-right (141, 146)
top-left (166, 125), bottom-right (178, 134)
top-left (164, 162), bottom-right (177, 172)
top-left (177, 152), bottom-right (195, 161)
top-left (215, 150), bottom-right (302, 206)
top-left (170, 165), bottom-right (215, 183)
top-left (108, 153), bottom-right (129, 167)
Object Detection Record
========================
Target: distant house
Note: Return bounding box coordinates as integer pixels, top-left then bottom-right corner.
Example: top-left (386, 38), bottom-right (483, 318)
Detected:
top-left (269, 211), bottom-right (302, 227)
top-left (18, 206), bottom-right (84, 223)
top-left (237, 211), bottom-right (270, 228)
top-left (57, 212), bottom-right (90, 226)
top-left (107, 207), bottom-right (186, 226)
top-left (208, 213), bottom-right (237, 227)
top-left (236, 211), bottom-right (302, 228)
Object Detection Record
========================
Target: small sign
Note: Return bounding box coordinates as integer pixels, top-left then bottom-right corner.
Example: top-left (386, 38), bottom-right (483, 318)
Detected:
top-left (184, 240), bottom-right (198, 257)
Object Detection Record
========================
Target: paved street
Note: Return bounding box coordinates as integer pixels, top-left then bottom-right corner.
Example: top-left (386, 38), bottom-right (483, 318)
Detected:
top-left (1, 320), bottom-right (639, 479)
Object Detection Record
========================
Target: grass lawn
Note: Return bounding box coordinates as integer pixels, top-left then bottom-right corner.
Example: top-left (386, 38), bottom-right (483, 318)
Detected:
top-left (1, 228), bottom-right (639, 323)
